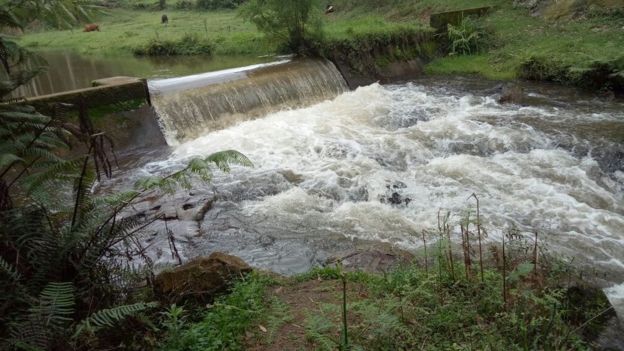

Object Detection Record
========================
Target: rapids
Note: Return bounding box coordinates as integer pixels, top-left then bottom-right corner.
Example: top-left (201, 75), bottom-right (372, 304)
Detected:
top-left (106, 76), bottom-right (624, 298)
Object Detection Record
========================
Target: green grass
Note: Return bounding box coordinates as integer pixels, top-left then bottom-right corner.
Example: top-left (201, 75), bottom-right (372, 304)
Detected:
top-left (19, 9), bottom-right (271, 56)
top-left (423, 2), bottom-right (624, 81)
top-left (158, 272), bottom-right (276, 351)
top-left (323, 14), bottom-right (427, 41)
top-left (18, 8), bottom-right (427, 57)
top-left (332, 0), bottom-right (624, 83)
top-left (159, 258), bottom-right (611, 350)
top-left (425, 54), bottom-right (516, 80)
top-left (18, 0), bottom-right (624, 87)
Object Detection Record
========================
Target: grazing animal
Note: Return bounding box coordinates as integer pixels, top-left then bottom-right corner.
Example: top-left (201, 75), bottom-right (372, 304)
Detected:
top-left (161, 14), bottom-right (168, 25)
top-left (325, 4), bottom-right (335, 14)
top-left (83, 23), bottom-right (99, 32)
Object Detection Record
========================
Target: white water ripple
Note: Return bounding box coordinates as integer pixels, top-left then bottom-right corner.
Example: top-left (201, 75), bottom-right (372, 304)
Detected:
top-left (144, 82), bottom-right (624, 278)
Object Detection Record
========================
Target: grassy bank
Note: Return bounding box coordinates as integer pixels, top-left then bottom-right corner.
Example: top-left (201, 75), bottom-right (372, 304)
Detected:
top-left (426, 3), bottom-right (624, 86)
top-left (330, 0), bottom-right (624, 86)
top-left (19, 9), bottom-right (268, 56)
top-left (17, 1), bottom-right (624, 88)
top-left (18, 8), bottom-right (426, 57)
top-left (157, 261), bottom-right (612, 350)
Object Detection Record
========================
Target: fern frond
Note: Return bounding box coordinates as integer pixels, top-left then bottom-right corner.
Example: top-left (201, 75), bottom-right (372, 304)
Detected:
top-left (74, 302), bottom-right (158, 337)
top-left (22, 158), bottom-right (83, 192)
top-left (28, 282), bottom-right (75, 328)
top-left (204, 150), bottom-right (253, 171)
top-left (0, 256), bottom-right (21, 282)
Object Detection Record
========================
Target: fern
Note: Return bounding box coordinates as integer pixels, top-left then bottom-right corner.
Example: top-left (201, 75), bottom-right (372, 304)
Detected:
top-left (6, 282), bottom-right (75, 350)
top-left (74, 302), bottom-right (158, 336)
top-left (30, 282), bottom-right (75, 328)
top-left (0, 256), bottom-right (21, 282)
top-left (135, 150), bottom-right (253, 193)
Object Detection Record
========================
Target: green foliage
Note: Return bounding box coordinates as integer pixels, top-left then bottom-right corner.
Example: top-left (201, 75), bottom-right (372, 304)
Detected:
top-left (75, 302), bottom-right (160, 336)
top-left (159, 272), bottom-right (274, 351)
top-left (195, 0), bottom-right (244, 10)
top-left (312, 26), bottom-right (436, 76)
top-left (133, 34), bottom-right (214, 56)
top-left (134, 150), bottom-right (252, 193)
top-left (1, 0), bottom-right (96, 30)
top-left (294, 264), bottom-right (594, 350)
top-left (18, 9), bottom-right (272, 57)
top-left (239, 0), bottom-right (324, 54)
top-left (519, 55), bottom-right (624, 91)
top-left (159, 304), bottom-right (187, 342)
top-left (294, 265), bottom-right (343, 282)
top-left (2, 4), bottom-right (254, 349)
top-left (447, 16), bottom-right (488, 56)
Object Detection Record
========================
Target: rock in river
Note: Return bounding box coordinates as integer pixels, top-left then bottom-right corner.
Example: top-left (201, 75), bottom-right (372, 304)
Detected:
top-left (154, 252), bottom-right (252, 303)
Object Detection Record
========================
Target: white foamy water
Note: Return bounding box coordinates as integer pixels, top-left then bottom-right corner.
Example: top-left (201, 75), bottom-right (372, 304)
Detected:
top-left (136, 82), bottom-right (623, 280)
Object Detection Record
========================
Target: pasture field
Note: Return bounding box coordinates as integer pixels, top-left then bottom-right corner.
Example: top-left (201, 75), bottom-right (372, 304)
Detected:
top-left (18, 0), bottom-right (624, 83)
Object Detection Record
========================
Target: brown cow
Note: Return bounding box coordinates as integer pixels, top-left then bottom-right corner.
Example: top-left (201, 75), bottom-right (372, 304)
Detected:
top-left (83, 23), bottom-right (100, 32)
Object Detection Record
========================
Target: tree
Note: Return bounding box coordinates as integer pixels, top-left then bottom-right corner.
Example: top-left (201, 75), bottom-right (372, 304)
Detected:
top-left (239, 0), bottom-right (324, 54)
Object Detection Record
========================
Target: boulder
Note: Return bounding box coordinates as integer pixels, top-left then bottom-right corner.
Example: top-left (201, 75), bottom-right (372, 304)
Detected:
top-left (154, 252), bottom-right (252, 302)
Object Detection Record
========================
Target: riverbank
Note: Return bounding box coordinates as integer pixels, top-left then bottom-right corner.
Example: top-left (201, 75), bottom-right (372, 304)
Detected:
top-left (18, 1), bottom-right (624, 92)
top-left (17, 8), bottom-right (424, 57)
top-left (154, 254), bottom-right (620, 350)
top-left (425, 2), bottom-right (624, 91)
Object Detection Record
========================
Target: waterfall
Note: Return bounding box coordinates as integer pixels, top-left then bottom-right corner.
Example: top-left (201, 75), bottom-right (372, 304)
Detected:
top-left (148, 59), bottom-right (349, 145)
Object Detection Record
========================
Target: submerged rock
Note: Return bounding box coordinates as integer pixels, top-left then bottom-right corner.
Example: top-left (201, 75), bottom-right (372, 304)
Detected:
top-left (379, 181), bottom-right (411, 206)
top-left (154, 252), bottom-right (252, 303)
top-left (498, 83), bottom-right (525, 104)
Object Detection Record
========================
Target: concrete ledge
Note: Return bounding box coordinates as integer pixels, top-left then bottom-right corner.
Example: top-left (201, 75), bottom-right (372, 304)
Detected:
top-left (92, 76), bottom-right (144, 87)
top-left (11, 78), bottom-right (149, 112)
top-left (430, 6), bottom-right (492, 33)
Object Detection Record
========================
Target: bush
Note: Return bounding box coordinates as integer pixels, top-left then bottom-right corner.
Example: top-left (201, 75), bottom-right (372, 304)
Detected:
top-left (159, 273), bottom-right (274, 351)
top-left (175, 0), bottom-right (194, 9)
top-left (133, 34), bottom-right (214, 56)
top-left (239, 0), bottom-right (323, 54)
top-left (196, 0), bottom-right (244, 10)
top-left (447, 16), bottom-right (489, 56)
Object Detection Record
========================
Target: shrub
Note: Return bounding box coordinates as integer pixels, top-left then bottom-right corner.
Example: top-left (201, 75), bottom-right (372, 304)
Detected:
top-left (133, 34), bottom-right (214, 56)
top-left (196, 0), bottom-right (244, 10)
top-left (175, 0), bottom-right (194, 9)
top-left (239, 0), bottom-right (324, 54)
top-left (447, 16), bottom-right (488, 56)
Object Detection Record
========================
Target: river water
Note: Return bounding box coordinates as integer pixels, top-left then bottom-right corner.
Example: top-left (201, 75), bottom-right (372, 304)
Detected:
top-left (88, 64), bottom-right (624, 318)
top-left (107, 74), bottom-right (624, 286)
top-left (9, 51), bottom-right (273, 97)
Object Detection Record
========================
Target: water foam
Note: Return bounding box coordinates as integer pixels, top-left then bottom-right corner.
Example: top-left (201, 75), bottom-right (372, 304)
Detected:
top-left (142, 82), bottom-right (624, 276)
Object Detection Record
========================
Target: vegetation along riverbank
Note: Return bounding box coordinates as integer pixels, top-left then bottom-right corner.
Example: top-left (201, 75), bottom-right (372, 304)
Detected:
top-left (2, 0), bottom-right (623, 350)
top-left (16, 0), bottom-right (624, 92)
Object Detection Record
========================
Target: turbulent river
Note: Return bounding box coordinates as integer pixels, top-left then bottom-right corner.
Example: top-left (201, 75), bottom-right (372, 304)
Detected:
top-left (103, 72), bottom-right (624, 305)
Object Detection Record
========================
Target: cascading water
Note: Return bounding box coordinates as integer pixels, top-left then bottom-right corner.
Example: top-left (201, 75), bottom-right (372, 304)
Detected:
top-left (106, 75), bottom-right (624, 315)
top-left (148, 59), bottom-right (349, 144)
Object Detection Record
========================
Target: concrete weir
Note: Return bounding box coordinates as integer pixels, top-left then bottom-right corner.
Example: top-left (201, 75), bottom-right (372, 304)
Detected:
top-left (8, 76), bottom-right (150, 113)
